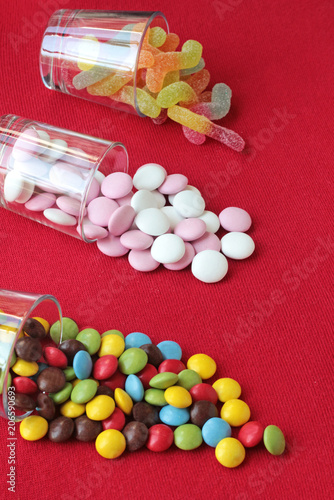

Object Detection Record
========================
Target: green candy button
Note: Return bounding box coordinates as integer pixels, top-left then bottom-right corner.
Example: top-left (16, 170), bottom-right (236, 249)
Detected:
top-left (144, 388), bottom-right (167, 406)
top-left (177, 369), bottom-right (202, 390)
top-left (63, 366), bottom-right (76, 381)
top-left (263, 425), bottom-right (285, 456)
top-left (149, 372), bottom-right (178, 389)
top-left (174, 424), bottom-right (203, 450)
top-left (118, 348), bottom-right (148, 375)
top-left (71, 379), bottom-right (98, 404)
top-left (76, 328), bottom-right (101, 355)
top-left (50, 382), bottom-right (73, 405)
top-left (101, 329), bottom-right (124, 340)
top-left (50, 318), bottom-right (79, 344)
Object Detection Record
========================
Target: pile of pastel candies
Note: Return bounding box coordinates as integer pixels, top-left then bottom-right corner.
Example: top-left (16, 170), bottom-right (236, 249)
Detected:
top-left (5, 315), bottom-right (286, 467)
top-left (65, 24), bottom-right (245, 151)
top-left (4, 142), bottom-right (256, 283)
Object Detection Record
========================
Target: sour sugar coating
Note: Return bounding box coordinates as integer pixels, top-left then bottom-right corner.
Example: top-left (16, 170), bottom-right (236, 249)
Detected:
top-left (73, 66), bottom-right (112, 91)
top-left (151, 108), bottom-right (168, 125)
top-left (148, 27), bottom-right (167, 48)
top-left (183, 69), bottom-right (210, 96)
top-left (162, 70), bottom-right (180, 89)
top-left (168, 106), bottom-right (245, 152)
top-left (159, 33), bottom-right (180, 52)
top-left (146, 40), bottom-right (203, 93)
top-left (87, 51), bottom-right (154, 97)
top-left (157, 82), bottom-right (198, 108)
top-left (180, 57), bottom-right (205, 77)
top-left (112, 86), bottom-right (161, 118)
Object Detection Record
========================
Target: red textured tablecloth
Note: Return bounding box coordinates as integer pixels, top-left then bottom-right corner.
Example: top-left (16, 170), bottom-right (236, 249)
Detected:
top-left (0, 1), bottom-right (333, 499)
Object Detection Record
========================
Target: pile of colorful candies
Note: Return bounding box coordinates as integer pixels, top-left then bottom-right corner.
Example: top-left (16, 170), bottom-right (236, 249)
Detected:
top-left (65, 24), bottom-right (245, 151)
top-left (4, 148), bottom-right (255, 283)
top-left (6, 316), bottom-right (286, 466)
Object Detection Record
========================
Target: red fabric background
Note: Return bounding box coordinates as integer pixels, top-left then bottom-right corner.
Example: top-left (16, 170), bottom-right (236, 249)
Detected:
top-left (0, 0), bottom-right (333, 498)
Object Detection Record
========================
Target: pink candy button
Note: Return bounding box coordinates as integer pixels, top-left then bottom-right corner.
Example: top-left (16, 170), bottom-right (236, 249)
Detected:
top-left (101, 172), bottom-right (133, 199)
top-left (174, 218), bottom-right (206, 242)
top-left (96, 233), bottom-right (129, 257)
top-left (25, 193), bottom-right (56, 212)
top-left (158, 174), bottom-right (188, 195)
top-left (219, 207), bottom-right (252, 232)
top-left (120, 230), bottom-right (154, 250)
top-left (128, 249), bottom-right (160, 272)
top-left (108, 205), bottom-right (136, 236)
top-left (87, 197), bottom-right (118, 227)
top-left (192, 232), bottom-right (221, 253)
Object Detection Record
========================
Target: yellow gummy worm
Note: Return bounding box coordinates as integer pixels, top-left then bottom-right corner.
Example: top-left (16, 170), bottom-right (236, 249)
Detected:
top-left (112, 86), bottom-right (161, 118)
top-left (167, 105), bottom-right (212, 134)
top-left (157, 82), bottom-right (198, 108)
top-left (162, 70), bottom-right (180, 88)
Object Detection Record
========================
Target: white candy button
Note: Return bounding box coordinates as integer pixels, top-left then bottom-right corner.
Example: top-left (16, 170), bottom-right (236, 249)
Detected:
top-left (49, 162), bottom-right (86, 192)
top-left (15, 180), bottom-right (35, 204)
top-left (151, 234), bottom-right (186, 264)
top-left (160, 206), bottom-right (184, 230)
top-left (131, 189), bottom-right (158, 212)
top-left (14, 156), bottom-right (51, 180)
top-left (4, 170), bottom-right (24, 202)
top-left (198, 211), bottom-right (220, 233)
top-left (135, 208), bottom-right (170, 236)
top-left (151, 190), bottom-right (166, 209)
top-left (36, 130), bottom-right (51, 155)
top-left (133, 163), bottom-right (167, 191)
top-left (168, 185), bottom-right (201, 205)
top-left (191, 250), bottom-right (228, 283)
top-left (221, 232), bottom-right (255, 260)
top-left (173, 190), bottom-right (205, 218)
top-left (40, 139), bottom-right (68, 163)
top-left (43, 208), bottom-right (77, 226)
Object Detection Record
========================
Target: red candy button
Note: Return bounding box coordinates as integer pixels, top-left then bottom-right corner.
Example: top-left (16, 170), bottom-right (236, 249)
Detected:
top-left (44, 347), bottom-right (67, 369)
top-left (100, 369), bottom-right (126, 390)
top-left (12, 376), bottom-right (38, 395)
top-left (137, 364), bottom-right (158, 390)
top-left (93, 355), bottom-right (118, 380)
top-left (146, 424), bottom-right (174, 452)
top-left (158, 359), bottom-right (186, 374)
top-left (102, 407), bottom-right (126, 432)
top-left (238, 421), bottom-right (264, 447)
top-left (190, 383), bottom-right (218, 404)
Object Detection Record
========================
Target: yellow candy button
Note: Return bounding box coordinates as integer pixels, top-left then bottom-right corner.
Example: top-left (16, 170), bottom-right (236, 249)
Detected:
top-left (212, 378), bottom-right (241, 403)
top-left (20, 416), bottom-right (48, 441)
top-left (221, 399), bottom-right (250, 427)
top-left (86, 395), bottom-right (115, 420)
top-left (114, 388), bottom-right (133, 415)
top-left (187, 354), bottom-right (217, 379)
top-left (12, 358), bottom-right (39, 377)
top-left (164, 386), bottom-right (192, 408)
top-left (95, 429), bottom-right (126, 459)
top-left (215, 438), bottom-right (245, 468)
top-left (60, 400), bottom-right (86, 418)
top-left (98, 334), bottom-right (125, 358)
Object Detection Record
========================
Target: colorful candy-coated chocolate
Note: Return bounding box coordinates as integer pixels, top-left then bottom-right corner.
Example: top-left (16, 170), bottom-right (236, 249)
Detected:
top-left (44, 347), bottom-right (68, 369)
top-left (123, 421), bottom-right (148, 451)
top-left (98, 334), bottom-right (125, 358)
top-left (146, 424), bottom-right (174, 452)
top-left (74, 415), bottom-right (103, 442)
top-left (238, 421), bottom-right (264, 448)
top-left (102, 407), bottom-right (126, 432)
top-left (71, 379), bottom-right (97, 404)
top-left (60, 400), bottom-right (86, 419)
top-left (73, 350), bottom-right (93, 380)
top-left (137, 364), bottom-right (158, 389)
top-left (125, 332), bottom-right (152, 349)
top-left (12, 376), bottom-right (37, 395)
top-left (114, 388), bottom-right (133, 415)
top-left (221, 399), bottom-right (251, 427)
top-left (156, 340), bottom-right (182, 361)
top-left (164, 386), bottom-right (192, 408)
top-left (100, 369), bottom-right (126, 391)
top-left (263, 425), bottom-right (286, 455)
top-left (12, 358), bottom-right (39, 377)
top-left (144, 388), bottom-right (167, 407)
top-left (202, 417), bottom-right (232, 447)
top-left (50, 317), bottom-right (78, 344)
top-left (149, 372), bottom-right (178, 390)
top-left (187, 353), bottom-right (216, 379)
top-left (177, 369), bottom-right (202, 390)
top-left (118, 347), bottom-right (148, 375)
top-left (174, 423), bottom-right (203, 450)
top-left (93, 355), bottom-right (118, 380)
top-left (159, 405), bottom-right (190, 426)
top-left (190, 383), bottom-right (218, 404)
top-left (20, 416), bottom-right (48, 441)
top-left (95, 429), bottom-right (126, 459)
top-left (212, 378), bottom-right (241, 403)
top-left (158, 359), bottom-right (186, 374)
top-left (124, 374), bottom-right (144, 402)
top-left (76, 328), bottom-right (101, 355)
top-left (215, 438), bottom-right (245, 468)
top-left (86, 395), bottom-right (115, 421)
top-left (49, 382), bottom-right (73, 405)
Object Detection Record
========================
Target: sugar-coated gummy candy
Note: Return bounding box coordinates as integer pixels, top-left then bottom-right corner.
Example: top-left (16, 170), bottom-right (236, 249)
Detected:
top-left (156, 81), bottom-right (198, 108)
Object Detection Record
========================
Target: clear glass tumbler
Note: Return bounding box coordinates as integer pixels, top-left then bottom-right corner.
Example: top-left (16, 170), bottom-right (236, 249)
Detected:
top-left (0, 114), bottom-right (128, 242)
top-left (0, 289), bottom-right (62, 421)
top-left (40, 10), bottom-right (169, 116)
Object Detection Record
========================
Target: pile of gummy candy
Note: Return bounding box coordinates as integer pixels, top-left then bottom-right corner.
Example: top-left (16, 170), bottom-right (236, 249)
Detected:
top-left (6, 316), bottom-right (286, 467)
top-left (65, 24), bottom-right (245, 151)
